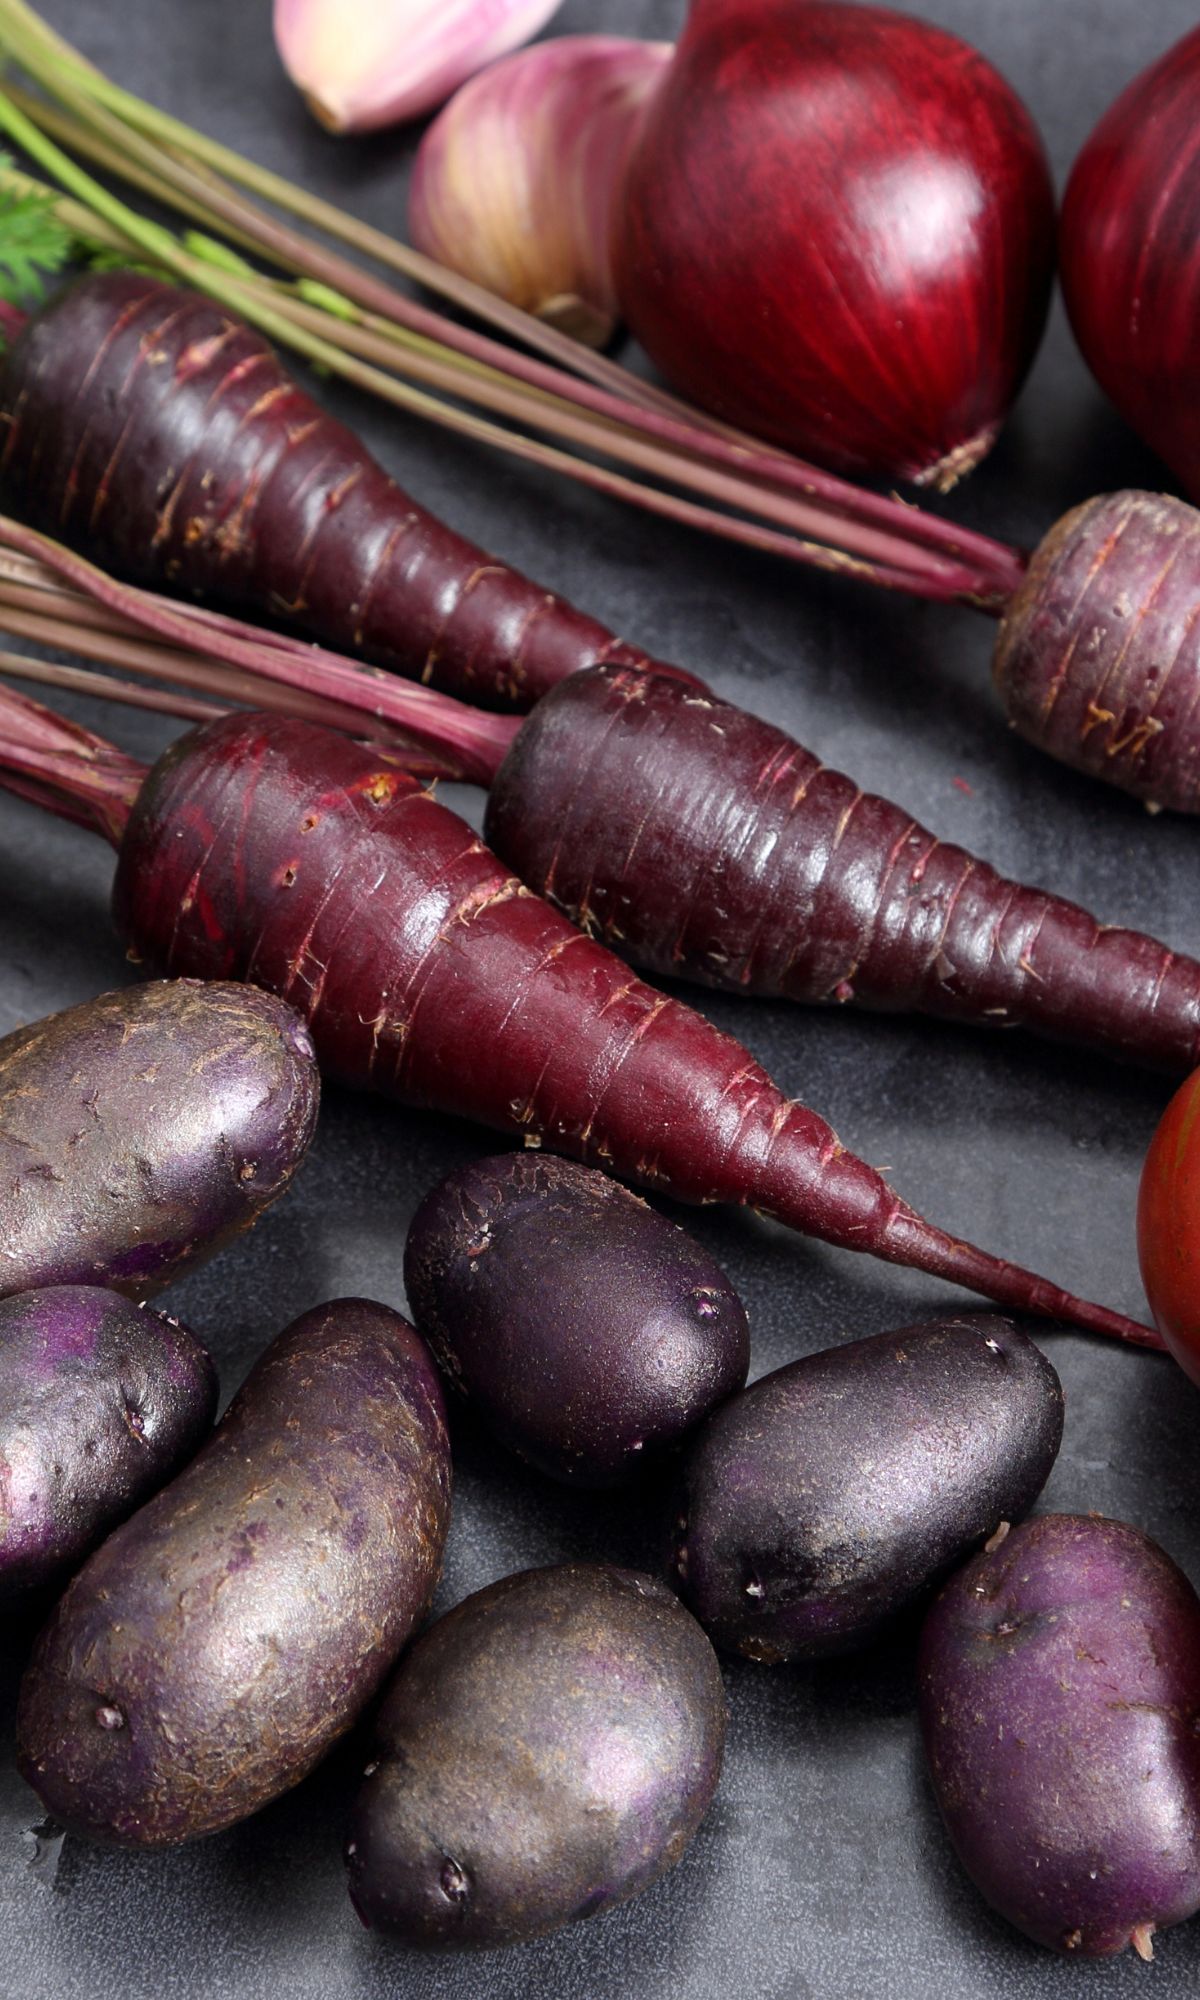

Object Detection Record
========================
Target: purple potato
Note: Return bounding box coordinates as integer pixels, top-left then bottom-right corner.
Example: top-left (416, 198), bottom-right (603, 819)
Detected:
top-left (17, 1298), bottom-right (451, 1848)
top-left (673, 1314), bottom-right (1063, 1661)
top-left (0, 1285), bottom-right (217, 1597)
top-left (919, 1513), bottom-right (1200, 1960)
top-left (0, 980), bottom-right (320, 1299)
top-left (345, 1563), bottom-right (726, 1948)
top-left (404, 1154), bottom-right (749, 1485)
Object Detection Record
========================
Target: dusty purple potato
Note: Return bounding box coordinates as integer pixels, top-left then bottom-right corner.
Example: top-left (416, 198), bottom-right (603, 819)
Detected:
top-left (919, 1514), bottom-right (1200, 1961)
top-left (345, 1563), bottom-right (726, 1948)
top-left (0, 1285), bottom-right (217, 1597)
top-left (673, 1314), bottom-right (1063, 1662)
top-left (0, 980), bottom-right (320, 1299)
top-left (17, 1298), bottom-right (451, 1848)
top-left (404, 1153), bottom-right (749, 1485)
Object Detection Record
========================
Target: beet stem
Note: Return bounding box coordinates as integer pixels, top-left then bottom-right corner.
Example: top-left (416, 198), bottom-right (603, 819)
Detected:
top-left (0, 515), bottom-right (519, 782)
top-left (0, 89), bottom-right (1015, 604)
top-left (0, 596), bottom-right (458, 768)
top-left (0, 680), bottom-right (142, 842)
top-left (0, 650), bottom-right (471, 783)
top-left (0, 649), bottom-right (228, 725)
top-left (0, 121), bottom-right (974, 611)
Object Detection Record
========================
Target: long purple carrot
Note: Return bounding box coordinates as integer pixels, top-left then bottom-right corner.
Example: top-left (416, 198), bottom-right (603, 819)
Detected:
top-left (3, 272), bottom-right (1200, 829)
top-left (0, 686), bottom-right (1161, 1351)
top-left (0, 272), bottom-right (660, 711)
top-left (3, 515), bottom-right (1200, 1075)
top-left (485, 667), bottom-right (1200, 1072)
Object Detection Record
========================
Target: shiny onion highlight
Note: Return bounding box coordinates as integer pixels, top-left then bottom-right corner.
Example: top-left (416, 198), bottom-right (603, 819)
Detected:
top-left (614, 0), bottom-right (1057, 488)
top-left (1061, 24), bottom-right (1200, 502)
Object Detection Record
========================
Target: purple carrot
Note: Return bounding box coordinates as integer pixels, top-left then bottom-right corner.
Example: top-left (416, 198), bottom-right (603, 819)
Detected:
top-left (4, 524), bottom-right (1200, 1072)
top-left (0, 271), bottom-right (661, 712)
top-left (0, 685), bottom-right (1162, 1350)
top-left (3, 275), bottom-right (1200, 821)
top-left (485, 666), bottom-right (1200, 1071)
top-left (3, 276), bottom-right (1200, 1071)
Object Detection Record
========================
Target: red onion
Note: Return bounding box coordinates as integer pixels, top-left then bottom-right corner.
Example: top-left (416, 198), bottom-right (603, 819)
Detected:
top-left (612, 0), bottom-right (1056, 489)
top-left (1061, 26), bottom-right (1200, 503)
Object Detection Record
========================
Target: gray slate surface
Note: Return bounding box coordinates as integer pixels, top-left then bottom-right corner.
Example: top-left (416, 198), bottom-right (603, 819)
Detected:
top-left (1, 0), bottom-right (1199, 1994)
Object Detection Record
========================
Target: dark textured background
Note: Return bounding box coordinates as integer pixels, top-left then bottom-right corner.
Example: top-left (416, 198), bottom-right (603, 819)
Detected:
top-left (2, 1), bottom-right (1199, 1993)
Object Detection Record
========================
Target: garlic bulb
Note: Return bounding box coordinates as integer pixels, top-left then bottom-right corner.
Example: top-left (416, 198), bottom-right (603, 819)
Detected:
top-left (273, 0), bottom-right (566, 135)
top-left (409, 36), bottom-right (673, 348)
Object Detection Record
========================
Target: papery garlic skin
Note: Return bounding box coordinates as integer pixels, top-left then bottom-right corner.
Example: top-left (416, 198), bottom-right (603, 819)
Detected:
top-left (410, 36), bottom-right (673, 347)
top-left (274, 0), bottom-right (566, 134)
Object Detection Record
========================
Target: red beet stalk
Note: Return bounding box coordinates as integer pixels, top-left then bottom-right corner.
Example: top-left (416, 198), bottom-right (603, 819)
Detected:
top-left (0, 689), bottom-right (1160, 1351)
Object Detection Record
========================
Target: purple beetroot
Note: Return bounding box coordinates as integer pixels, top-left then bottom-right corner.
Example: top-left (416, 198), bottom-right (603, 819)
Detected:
top-left (919, 1513), bottom-right (1200, 1959)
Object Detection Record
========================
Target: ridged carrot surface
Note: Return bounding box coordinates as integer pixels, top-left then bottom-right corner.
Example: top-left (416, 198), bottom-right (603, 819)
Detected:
top-left (103, 709), bottom-right (1157, 1348)
top-left (4, 279), bottom-right (1200, 1075)
top-left (487, 666), bottom-right (1200, 1070)
top-left (0, 272), bottom-right (654, 711)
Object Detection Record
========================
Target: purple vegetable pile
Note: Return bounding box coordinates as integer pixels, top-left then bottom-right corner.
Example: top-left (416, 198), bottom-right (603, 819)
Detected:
top-left (2, 0), bottom-right (1200, 1987)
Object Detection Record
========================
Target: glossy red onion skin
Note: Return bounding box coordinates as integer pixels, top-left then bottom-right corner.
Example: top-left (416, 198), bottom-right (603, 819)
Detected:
top-left (613, 0), bottom-right (1056, 486)
top-left (1061, 27), bottom-right (1200, 501)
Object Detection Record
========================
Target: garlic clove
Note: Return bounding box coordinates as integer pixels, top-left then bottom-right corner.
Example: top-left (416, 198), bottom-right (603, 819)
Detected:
top-left (273, 0), bottom-right (567, 136)
top-left (409, 35), bottom-right (673, 349)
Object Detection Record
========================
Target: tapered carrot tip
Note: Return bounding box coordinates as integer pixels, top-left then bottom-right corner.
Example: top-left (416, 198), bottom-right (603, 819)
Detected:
top-left (883, 1203), bottom-right (1163, 1352)
top-left (78, 706), bottom-right (1160, 1358)
top-left (751, 1108), bottom-right (1162, 1351)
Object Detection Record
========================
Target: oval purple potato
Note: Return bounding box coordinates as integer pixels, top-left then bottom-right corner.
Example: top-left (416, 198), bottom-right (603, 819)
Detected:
top-left (0, 980), bottom-right (320, 1299)
top-left (919, 1513), bottom-right (1200, 1959)
top-left (17, 1298), bottom-right (451, 1848)
top-left (404, 1154), bottom-right (750, 1485)
top-left (0, 1285), bottom-right (217, 1596)
top-left (673, 1314), bottom-right (1063, 1661)
top-left (345, 1563), bottom-right (726, 1948)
